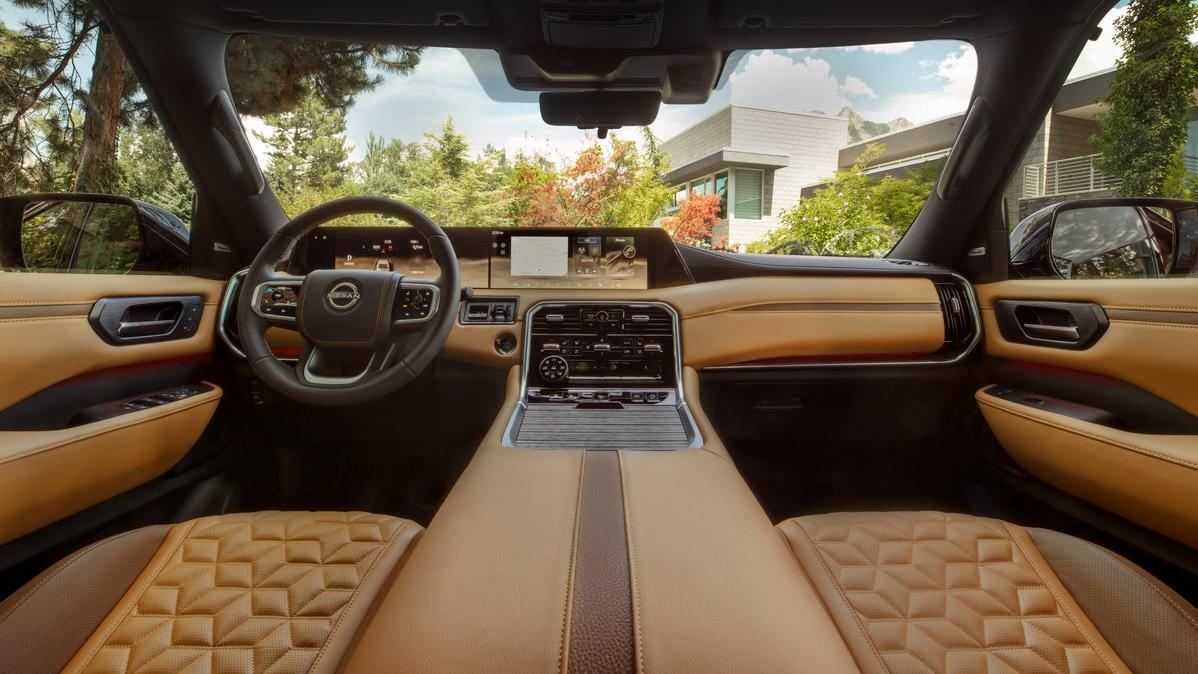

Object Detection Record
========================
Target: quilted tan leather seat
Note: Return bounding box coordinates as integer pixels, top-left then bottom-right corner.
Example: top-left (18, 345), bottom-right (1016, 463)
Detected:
top-left (779, 511), bottom-right (1198, 674)
top-left (0, 511), bottom-right (420, 674)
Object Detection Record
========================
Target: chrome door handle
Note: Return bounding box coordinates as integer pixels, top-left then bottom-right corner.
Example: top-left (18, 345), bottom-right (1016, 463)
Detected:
top-left (117, 318), bottom-right (177, 338)
top-left (1021, 323), bottom-right (1080, 341)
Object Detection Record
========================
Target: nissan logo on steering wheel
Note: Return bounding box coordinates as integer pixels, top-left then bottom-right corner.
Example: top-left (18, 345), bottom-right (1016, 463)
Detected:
top-left (326, 281), bottom-right (362, 311)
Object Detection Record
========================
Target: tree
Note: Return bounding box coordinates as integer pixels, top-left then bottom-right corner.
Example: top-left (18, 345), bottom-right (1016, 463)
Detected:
top-left (750, 144), bottom-right (938, 257)
top-left (662, 193), bottom-right (722, 247)
top-left (117, 119), bottom-right (195, 220)
top-left (255, 95), bottom-right (351, 206)
top-left (426, 117), bottom-right (469, 179)
top-left (1095, 0), bottom-right (1198, 198)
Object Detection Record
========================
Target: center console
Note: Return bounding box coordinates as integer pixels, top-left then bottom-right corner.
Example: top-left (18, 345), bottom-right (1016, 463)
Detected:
top-left (503, 301), bottom-right (701, 449)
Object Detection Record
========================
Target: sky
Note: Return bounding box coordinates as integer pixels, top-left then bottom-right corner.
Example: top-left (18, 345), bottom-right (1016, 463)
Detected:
top-left (0, 0), bottom-right (1147, 168)
top-left (246, 2), bottom-right (1141, 166)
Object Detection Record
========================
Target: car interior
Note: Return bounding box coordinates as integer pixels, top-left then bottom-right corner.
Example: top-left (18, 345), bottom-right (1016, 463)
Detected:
top-left (2, 0), bottom-right (1198, 672)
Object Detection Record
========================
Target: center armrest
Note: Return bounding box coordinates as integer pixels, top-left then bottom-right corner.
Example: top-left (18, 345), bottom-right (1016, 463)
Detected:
top-left (344, 367), bottom-right (856, 673)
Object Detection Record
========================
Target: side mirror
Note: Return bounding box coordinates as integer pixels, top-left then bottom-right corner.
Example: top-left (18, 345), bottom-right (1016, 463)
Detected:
top-left (0, 193), bottom-right (188, 274)
top-left (1009, 197), bottom-right (1198, 279)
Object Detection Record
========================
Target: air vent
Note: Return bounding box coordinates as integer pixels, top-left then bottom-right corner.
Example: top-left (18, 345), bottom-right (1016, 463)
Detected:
top-left (619, 307), bottom-right (673, 335)
top-left (935, 282), bottom-right (974, 345)
top-left (532, 307), bottom-right (583, 333)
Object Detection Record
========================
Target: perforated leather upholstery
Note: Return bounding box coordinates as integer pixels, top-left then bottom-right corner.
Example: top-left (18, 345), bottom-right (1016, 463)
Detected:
top-left (60, 511), bottom-right (420, 674)
top-left (780, 512), bottom-right (1132, 674)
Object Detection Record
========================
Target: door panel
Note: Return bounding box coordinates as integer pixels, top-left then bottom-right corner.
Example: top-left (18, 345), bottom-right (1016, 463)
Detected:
top-left (976, 278), bottom-right (1198, 548)
top-left (0, 273), bottom-right (223, 410)
top-left (976, 279), bottom-right (1198, 417)
top-left (0, 273), bottom-right (225, 541)
top-left (0, 385), bottom-right (221, 543)
top-left (977, 386), bottom-right (1198, 549)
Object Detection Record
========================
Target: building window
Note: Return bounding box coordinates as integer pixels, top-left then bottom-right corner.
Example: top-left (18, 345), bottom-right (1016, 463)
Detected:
top-left (714, 172), bottom-right (729, 218)
top-left (733, 169), bottom-right (763, 220)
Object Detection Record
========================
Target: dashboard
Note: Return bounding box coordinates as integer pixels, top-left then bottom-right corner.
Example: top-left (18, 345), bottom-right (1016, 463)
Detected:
top-left (299, 227), bottom-right (692, 290)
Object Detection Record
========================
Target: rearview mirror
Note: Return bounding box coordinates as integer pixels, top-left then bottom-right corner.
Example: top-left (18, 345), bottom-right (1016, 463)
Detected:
top-left (1009, 198), bottom-right (1198, 279)
top-left (0, 193), bottom-right (189, 274)
top-left (539, 91), bottom-right (661, 136)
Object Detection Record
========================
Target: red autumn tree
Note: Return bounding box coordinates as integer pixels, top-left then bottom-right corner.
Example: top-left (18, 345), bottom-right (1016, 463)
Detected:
top-left (662, 193), bottom-right (723, 246)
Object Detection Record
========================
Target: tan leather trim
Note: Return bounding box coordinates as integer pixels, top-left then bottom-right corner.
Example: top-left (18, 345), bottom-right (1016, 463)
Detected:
top-left (0, 273), bottom-right (224, 410)
top-left (977, 388), bottom-right (1198, 549)
top-left (0, 524), bottom-right (172, 674)
top-left (0, 384), bottom-right (221, 544)
top-left (780, 512), bottom-right (1130, 674)
top-left (1028, 527), bottom-right (1198, 674)
top-left (975, 279), bottom-right (1198, 416)
top-left (347, 366), bottom-right (857, 673)
top-left (619, 442), bottom-right (858, 672)
top-left (344, 367), bottom-right (586, 674)
top-left (424, 276), bottom-right (946, 369)
top-left (61, 512), bottom-right (420, 674)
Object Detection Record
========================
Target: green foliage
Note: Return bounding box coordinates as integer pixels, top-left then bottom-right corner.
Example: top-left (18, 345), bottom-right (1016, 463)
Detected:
top-left (1095, 0), bottom-right (1198, 198)
top-left (116, 120), bottom-right (195, 220)
top-left (749, 144), bottom-right (939, 257)
top-left (256, 95), bottom-right (352, 200)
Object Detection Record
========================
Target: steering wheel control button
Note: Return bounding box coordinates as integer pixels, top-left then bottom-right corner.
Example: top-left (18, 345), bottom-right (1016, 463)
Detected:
top-left (539, 355), bottom-right (570, 382)
top-left (396, 286), bottom-right (436, 321)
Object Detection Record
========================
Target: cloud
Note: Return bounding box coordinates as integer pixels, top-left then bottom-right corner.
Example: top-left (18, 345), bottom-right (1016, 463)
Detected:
top-left (841, 75), bottom-right (876, 98)
top-left (842, 42), bottom-right (916, 55)
top-left (729, 50), bottom-right (878, 115)
top-left (858, 44), bottom-right (976, 124)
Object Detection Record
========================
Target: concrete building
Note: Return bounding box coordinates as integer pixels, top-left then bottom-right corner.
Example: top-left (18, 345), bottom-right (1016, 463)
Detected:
top-left (662, 68), bottom-right (1198, 250)
top-left (660, 106), bottom-right (847, 250)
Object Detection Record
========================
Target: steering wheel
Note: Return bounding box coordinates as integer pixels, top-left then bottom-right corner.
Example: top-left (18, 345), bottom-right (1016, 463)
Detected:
top-left (236, 197), bottom-right (460, 407)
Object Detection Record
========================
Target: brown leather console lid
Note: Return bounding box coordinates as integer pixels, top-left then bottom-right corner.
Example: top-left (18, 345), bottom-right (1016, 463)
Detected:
top-left (344, 367), bottom-right (858, 673)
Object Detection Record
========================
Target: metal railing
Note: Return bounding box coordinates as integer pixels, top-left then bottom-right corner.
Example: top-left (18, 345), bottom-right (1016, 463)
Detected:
top-left (1023, 153), bottom-right (1198, 198)
top-left (1022, 153), bottom-right (1118, 198)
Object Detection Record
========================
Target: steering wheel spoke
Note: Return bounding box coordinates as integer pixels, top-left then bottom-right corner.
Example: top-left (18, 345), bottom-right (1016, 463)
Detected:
top-left (249, 275), bottom-right (305, 328)
top-left (391, 278), bottom-right (442, 332)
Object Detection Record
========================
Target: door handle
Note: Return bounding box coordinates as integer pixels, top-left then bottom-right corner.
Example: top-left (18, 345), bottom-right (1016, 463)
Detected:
top-left (993, 300), bottom-right (1109, 350)
top-left (117, 318), bottom-right (177, 338)
top-left (1020, 323), bottom-right (1080, 341)
top-left (89, 296), bottom-right (205, 345)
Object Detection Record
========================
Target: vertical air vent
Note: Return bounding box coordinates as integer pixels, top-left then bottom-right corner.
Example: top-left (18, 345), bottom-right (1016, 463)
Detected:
top-left (935, 282), bottom-right (974, 345)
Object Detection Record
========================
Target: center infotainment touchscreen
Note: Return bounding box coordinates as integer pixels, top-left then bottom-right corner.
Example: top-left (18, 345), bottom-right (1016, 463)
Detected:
top-left (305, 228), bottom-right (653, 290)
top-left (490, 231), bottom-right (648, 289)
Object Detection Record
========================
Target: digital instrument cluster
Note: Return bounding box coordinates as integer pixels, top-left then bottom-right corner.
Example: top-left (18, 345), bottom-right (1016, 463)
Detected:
top-left (304, 227), bottom-right (663, 290)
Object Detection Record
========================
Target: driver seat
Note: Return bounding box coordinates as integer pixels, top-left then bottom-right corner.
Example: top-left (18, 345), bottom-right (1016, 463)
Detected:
top-left (0, 511), bottom-right (420, 674)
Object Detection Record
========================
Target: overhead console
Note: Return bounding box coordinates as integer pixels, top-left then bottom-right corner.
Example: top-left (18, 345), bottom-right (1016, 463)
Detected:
top-left (503, 301), bottom-right (701, 450)
top-left (298, 226), bottom-right (693, 290)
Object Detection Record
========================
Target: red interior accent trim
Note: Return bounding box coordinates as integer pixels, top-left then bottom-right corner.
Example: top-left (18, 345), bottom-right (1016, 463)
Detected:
top-left (1002, 358), bottom-right (1115, 383)
top-left (271, 348), bottom-right (303, 358)
top-left (62, 352), bottom-right (213, 384)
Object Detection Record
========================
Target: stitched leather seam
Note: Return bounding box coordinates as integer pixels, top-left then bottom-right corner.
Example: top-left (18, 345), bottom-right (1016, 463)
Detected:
top-left (1003, 523), bottom-right (1121, 674)
top-left (557, 452), bottom-right (585, 674)
top-left (307, 520), bottom-right (410, 674)
top-left (1105, 305), bottom-right (1198, 312)
top-left (0, 301), bottom-right (218, 307)
top-left (785, 520), bottom-right (891, 674)
top-left (0, 528), bottom-right (149, 625)
top-left (66, 520), bottom-right (199, 673)
top-left (978, 399), bottom-right (1198, 471)
top-left (619, 451), bottom-right (646, 674)
top-left (1093, 545), bottom-right (1198, 633)
top-left (1110, 319), bottom-right (1198, 330)
top-left (0, 393), bottom-right (220, 468)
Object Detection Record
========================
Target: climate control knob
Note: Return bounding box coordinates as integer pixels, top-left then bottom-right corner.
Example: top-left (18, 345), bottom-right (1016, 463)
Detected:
top-left (538, 355), bottom-right (569, 382)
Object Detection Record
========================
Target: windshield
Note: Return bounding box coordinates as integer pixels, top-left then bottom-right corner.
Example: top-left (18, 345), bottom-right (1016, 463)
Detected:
top-left (225, 39), bottom-right (978, 256)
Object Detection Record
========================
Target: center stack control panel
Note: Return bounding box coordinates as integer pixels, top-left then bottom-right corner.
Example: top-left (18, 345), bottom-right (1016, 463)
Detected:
top-left (525, 303), bottom-right (679, 405)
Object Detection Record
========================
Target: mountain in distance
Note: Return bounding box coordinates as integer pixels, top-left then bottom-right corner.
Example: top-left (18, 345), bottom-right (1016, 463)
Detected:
top-left (839, 107), bottom-right (913, 144)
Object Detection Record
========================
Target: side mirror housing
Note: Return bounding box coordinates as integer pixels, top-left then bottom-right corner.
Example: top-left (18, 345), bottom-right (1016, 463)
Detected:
top-left (0, 193), bottom-right (189, 274)
top-left (1009, 197), bottom-right (1198, 279)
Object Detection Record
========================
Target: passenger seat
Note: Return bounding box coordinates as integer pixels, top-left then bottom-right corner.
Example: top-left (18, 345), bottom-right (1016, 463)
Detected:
top-left (779, 511), bottom-right (1198, 674)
